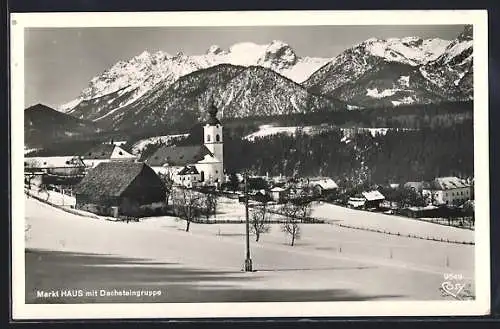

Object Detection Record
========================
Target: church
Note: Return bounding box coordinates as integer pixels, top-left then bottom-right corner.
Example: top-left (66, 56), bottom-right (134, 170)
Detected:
top-left (144, 103), bottom-right (224, 188)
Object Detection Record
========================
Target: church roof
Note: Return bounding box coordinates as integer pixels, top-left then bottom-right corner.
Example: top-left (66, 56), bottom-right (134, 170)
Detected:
top-left (145, 145), bottom-right (213, 167)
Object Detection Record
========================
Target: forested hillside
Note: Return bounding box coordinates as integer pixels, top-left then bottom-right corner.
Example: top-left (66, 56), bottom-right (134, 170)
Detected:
top-left (223, 120), bottom-right (473, 186)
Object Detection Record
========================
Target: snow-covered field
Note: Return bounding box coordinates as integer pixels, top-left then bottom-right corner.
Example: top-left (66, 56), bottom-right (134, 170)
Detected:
top-left (25, 186), bottom-right (474, 244)
top-left (243, 124), bottom-right (414, 142)
top-left (311, 202), bottom-right (474, 244)
top-left (24, 195), bottom-right (474, 302)
top-left (131, 134), bottom-right (189, 154)
top-left (243, 125), bottom-right (326, 141)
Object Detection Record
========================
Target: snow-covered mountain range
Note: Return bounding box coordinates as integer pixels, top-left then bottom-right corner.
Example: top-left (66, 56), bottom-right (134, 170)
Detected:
top-left (70, 64), bottom-right (345, 132)
top-left (60, 40), bottom-right (329, 114)
top-left (304, 26), bottom-right (473, 107)
top-left (55, 26), bottom-right (472, 132)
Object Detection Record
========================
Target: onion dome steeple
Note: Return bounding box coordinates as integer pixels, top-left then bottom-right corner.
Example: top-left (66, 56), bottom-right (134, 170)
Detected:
top-left (207, 101), bottom-right (221, 126)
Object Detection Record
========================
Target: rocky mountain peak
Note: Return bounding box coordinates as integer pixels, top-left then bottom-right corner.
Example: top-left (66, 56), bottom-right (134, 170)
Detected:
top-left (457, 25), bottom-right (473, 41)
top-left (206, 45), bottom-right (224, 55)
top-left (260, 40), bottom-right (298, 67)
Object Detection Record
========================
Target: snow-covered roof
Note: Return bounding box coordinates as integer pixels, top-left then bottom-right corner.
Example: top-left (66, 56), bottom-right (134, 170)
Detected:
top-left (433, 177), bottom-right (470, 190)
top-left (362, 190), bottom-right (385, 201)
top-left (270, 187), bottom-right (286, 192)
top-left (310, 178), bottom-right (338, 190)
top-left (25, 156), bottom-right (85, 168)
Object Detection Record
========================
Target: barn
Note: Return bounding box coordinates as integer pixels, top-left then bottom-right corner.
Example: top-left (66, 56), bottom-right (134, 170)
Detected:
top-left (73, 162), bottom-right (167, 217)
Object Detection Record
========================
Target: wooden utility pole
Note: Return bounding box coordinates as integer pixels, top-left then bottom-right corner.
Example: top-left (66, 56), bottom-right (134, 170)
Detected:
top-left (244, 172), bottom-right (253, 272)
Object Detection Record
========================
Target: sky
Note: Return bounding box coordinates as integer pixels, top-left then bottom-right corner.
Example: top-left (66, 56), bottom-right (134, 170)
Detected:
top-left (24, 25), bottom-right (466, 109)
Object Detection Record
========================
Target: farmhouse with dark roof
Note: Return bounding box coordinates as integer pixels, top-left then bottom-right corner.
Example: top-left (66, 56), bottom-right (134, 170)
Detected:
top-left (73, 162), bottom-right (166, 217)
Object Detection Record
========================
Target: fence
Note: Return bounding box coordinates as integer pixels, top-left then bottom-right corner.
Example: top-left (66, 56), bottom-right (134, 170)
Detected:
top-left (335, 222), bottom-right (474, 245)
top-left (25, 189), bottom-right (100, 219)
top-left (190, 218), bottom-right (325, 224)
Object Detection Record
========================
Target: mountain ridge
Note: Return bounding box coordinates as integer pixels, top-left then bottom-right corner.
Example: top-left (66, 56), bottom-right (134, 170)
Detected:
top-left (81, 64), bottom-right (346, 132)
top-left (303, 26), bottom-right (472, 107)
top-left (24, 103), bottom-right (103, 148)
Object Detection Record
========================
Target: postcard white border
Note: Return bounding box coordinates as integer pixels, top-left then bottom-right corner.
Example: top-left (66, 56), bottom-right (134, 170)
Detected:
top-left (10, 10), bottom-right (490, 319)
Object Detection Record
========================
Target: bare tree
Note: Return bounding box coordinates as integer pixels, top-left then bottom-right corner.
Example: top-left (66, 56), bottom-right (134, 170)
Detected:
top-left (171, 187), bottom-right (203, 232)
top-left (280, 202), bottom-right (301, 246)
top-left (279, 186), bottom-right (313, 246)
top-left (250, 203), bottom-right (271, 242)
top-left (203, 191), bottom-right (218, 221)
top-left (158, 172), bottom-right (174, 206)
top-left (24, 159), bottom-right (41, 191)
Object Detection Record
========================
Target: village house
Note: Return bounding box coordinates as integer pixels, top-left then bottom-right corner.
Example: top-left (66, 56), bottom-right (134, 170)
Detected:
top-left (25, 141), bottom-right (137, 171)
top-left (176, 165), bottom-right (201, 188)
top-left (144, 103), bottom-right (224, 188)
top-left (362, 190), bottom-right (386, 208)
top-left (347, 190), bottom-right (386, 209)
top-left (24, 155), bottom-right (86, 174)
top-left (81, 143), bottom-right (137, 168)
top-left (308, 177), bottom-right (338, 197)
top-left (24, 156), bottom-right (87, 187)
top-left (73, 162), bottom-right (167, 217)
top-left (422, 176), bottom-right (472, 205)
top-left (270, 186), bottom-right (287, 203)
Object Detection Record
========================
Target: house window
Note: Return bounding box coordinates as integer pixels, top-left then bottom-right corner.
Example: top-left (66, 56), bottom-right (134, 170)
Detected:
top-left (216, 134), bottom-right (220, 142)
top-left (207, 134), bottom-right (211, 142)
top-left (119, 151), bottom-right (123, 155)
top-left (200, 171), bottom-right (205, 182)
top-left (215, 170), bottom-right (218, 174)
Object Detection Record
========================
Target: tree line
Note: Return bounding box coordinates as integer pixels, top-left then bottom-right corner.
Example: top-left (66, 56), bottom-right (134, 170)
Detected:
top-left (223, 119), bottom-right (474, 187)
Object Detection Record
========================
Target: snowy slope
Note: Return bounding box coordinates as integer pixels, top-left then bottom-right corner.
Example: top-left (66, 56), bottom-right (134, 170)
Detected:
top-left (243, 125), bottom-right (411, 142)
top-left (419, 25), bottom-right (474, 100)
top-left (25, 195), bottom-right (474, 303)
top-left (362, 36), bottom-right (451, 66)
top-left (131, 134), bottom-right (189, 154)
top-left (303, 26), bottom-right (473, 107)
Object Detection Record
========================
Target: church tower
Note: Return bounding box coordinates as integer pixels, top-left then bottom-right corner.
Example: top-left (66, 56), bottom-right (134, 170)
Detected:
top-left (202, 102), bottom-right (224, 184)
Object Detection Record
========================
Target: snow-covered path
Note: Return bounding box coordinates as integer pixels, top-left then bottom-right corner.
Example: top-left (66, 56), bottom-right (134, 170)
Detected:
top-left (24, 197), bottom-right (474, 302)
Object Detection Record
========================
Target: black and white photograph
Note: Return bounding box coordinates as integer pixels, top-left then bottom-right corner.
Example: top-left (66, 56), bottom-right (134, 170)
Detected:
top-left (10, 10), bottom-right (490, 319)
